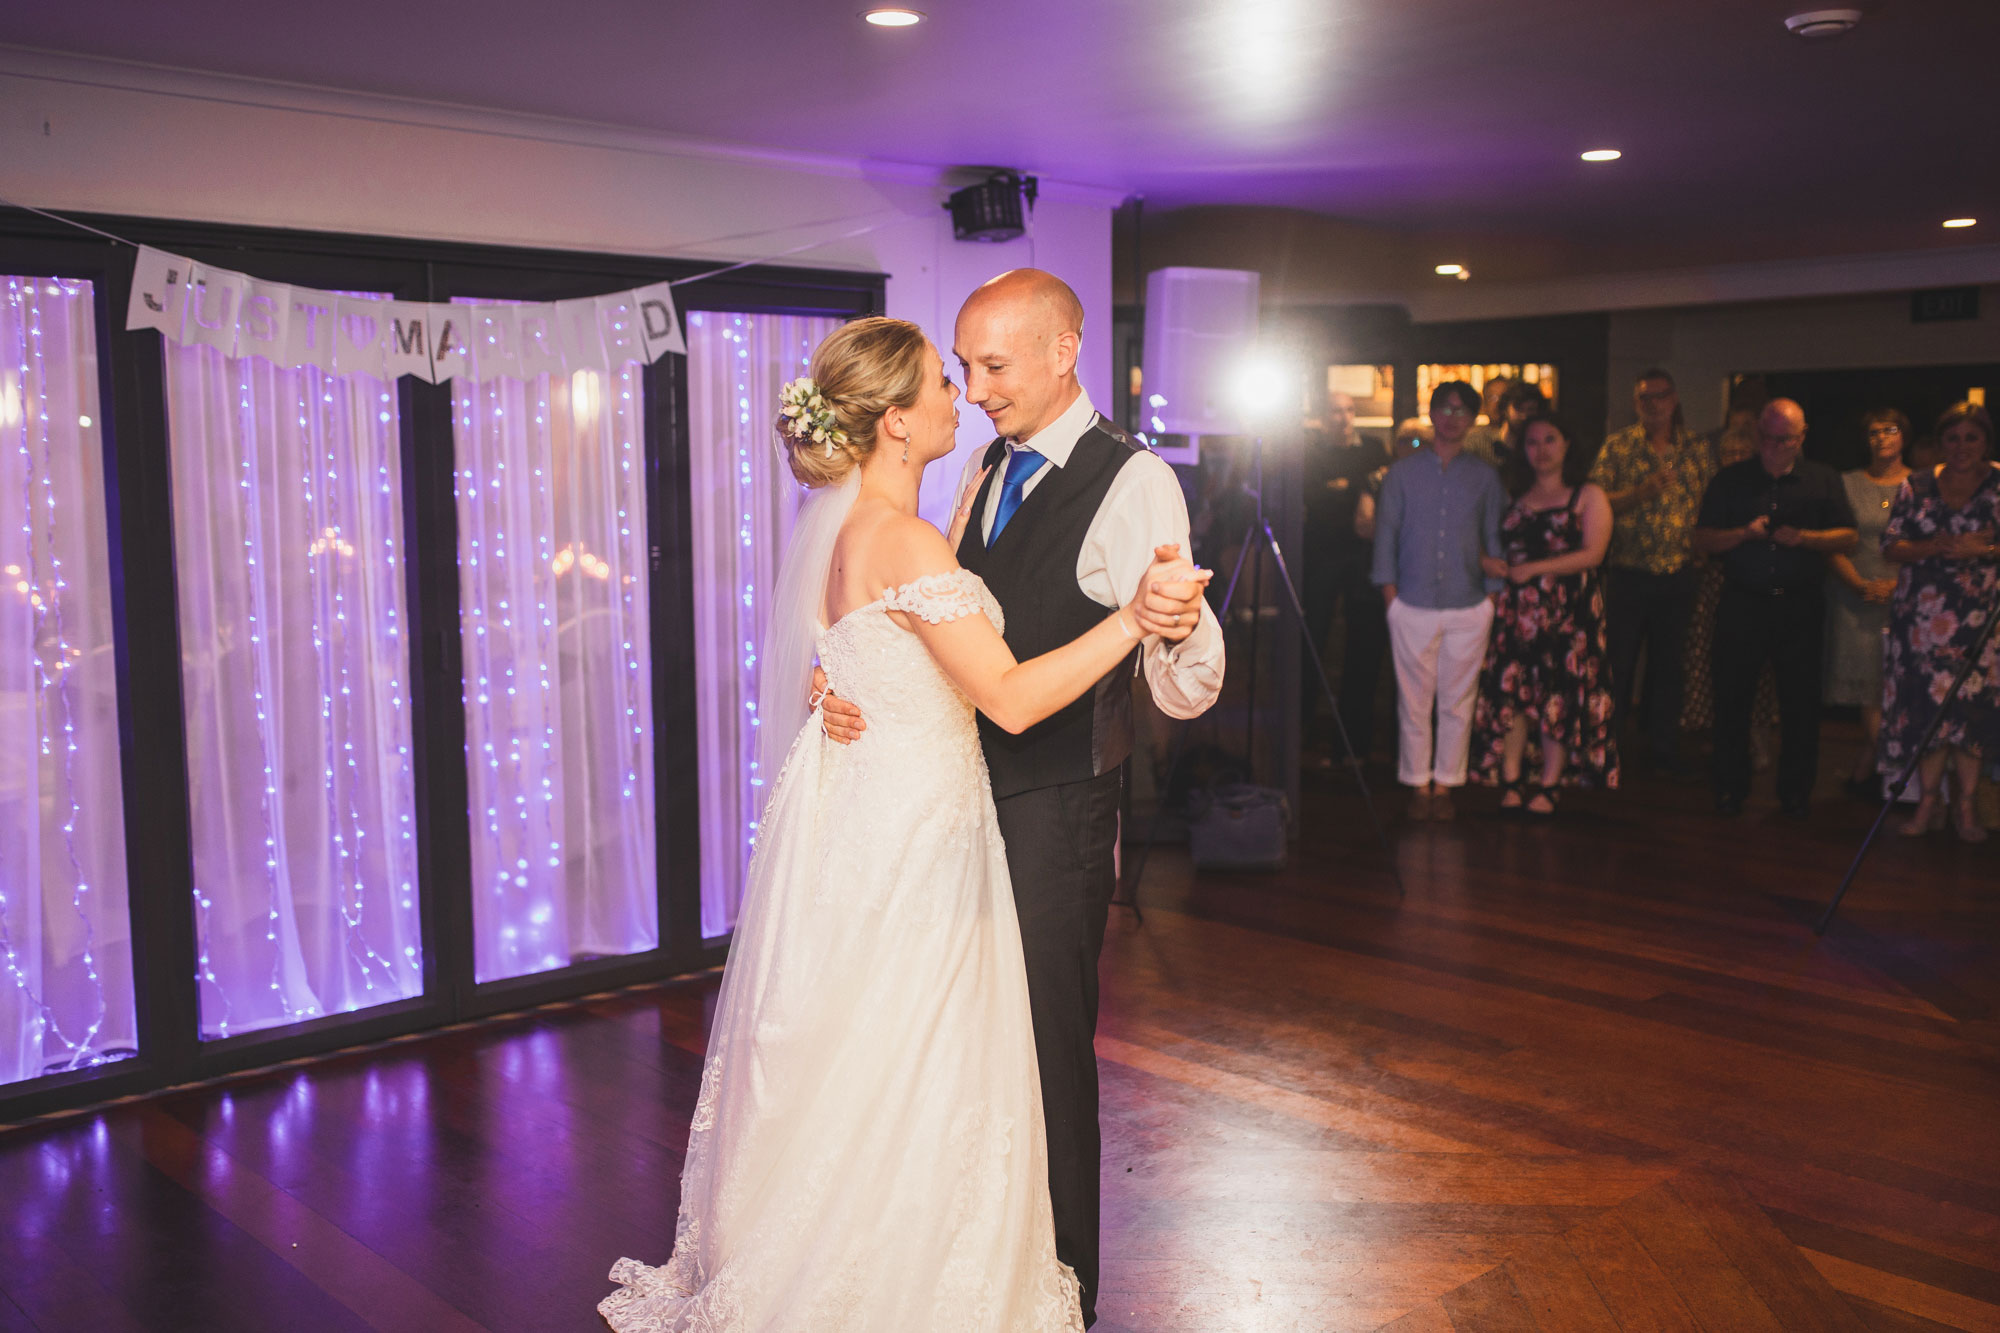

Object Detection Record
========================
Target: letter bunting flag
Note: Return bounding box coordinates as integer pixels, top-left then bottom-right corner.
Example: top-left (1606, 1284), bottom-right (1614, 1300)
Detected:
top-left (125, 245), bottom-right (686, 382)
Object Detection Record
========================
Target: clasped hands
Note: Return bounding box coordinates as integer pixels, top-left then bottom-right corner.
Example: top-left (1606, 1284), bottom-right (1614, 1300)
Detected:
top-left (1479, 554), bottom-right (1538, 584)
top-left (1129, 543), bottom-right (1211, 640)
top-left (1741, 515), bottom-right (1805, 546)
top-left (815, 542), bottom-right (1211, 746)
top-left (1935, 528), bottom-right (1998, 560)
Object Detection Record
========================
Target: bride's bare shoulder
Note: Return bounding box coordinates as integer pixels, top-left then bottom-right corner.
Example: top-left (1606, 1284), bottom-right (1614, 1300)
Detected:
top-left (847, 508), bottom-right (957, 585)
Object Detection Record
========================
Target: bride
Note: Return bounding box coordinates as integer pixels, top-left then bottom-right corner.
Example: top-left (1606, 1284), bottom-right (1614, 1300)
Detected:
top-left (599, 317), bottom-right (1206, 1331)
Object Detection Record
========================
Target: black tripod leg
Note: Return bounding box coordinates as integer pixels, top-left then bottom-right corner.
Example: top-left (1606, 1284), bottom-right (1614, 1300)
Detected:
top-left (1817, 605), bottom-right (1999, 934)
top-left (1116, 526), bottom-right (1260, 911)
top-left (1261, 517), bottom-right (1404, 894)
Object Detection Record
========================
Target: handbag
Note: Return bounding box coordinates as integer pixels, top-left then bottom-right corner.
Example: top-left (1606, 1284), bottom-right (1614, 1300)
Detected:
top-left (1186, 781), bottom-right (1290, 871)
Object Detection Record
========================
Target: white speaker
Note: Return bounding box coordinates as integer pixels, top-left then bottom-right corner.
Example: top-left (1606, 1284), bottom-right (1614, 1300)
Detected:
top-left (1142, 267), bottom-right (1260, 436)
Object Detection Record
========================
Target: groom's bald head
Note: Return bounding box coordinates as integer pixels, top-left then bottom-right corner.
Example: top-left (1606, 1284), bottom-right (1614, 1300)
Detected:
top-left (954, 269), bottom-right (1085, 442)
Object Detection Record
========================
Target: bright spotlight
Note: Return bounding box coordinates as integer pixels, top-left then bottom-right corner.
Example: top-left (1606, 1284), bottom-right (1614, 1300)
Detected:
top-left (1231, 353), bottom-right (1297, 424)
top-left (1580, 148), bottom-right (1622, 162)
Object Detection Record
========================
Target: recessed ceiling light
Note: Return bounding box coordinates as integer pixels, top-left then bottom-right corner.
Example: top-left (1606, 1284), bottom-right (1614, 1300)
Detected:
top-left (1434, 263), bottom-right (1464, 276)
top-left (1944, 218), bottom-right (1978, 229)
top-left (1784, 8), bottom-right (1862, 38)
top-left (863, 7), bottom-right (924, 25)
top-left (1580, 149), bottom-right (1622, 162)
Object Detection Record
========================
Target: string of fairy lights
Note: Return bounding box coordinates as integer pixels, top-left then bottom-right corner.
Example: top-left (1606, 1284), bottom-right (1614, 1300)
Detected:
top-left (0, 277), bottom-right (117, 1073)
top-left (5, 263), bottom-right (668, 1075)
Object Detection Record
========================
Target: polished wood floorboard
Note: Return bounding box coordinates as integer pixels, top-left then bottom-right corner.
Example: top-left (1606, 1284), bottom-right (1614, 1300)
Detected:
top-left (2, 745), bottom-right (1995, 1331)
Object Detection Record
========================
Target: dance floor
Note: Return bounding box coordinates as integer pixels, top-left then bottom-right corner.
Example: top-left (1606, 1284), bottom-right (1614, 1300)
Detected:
top-left (2, 745), bottom-right (1995, 1332)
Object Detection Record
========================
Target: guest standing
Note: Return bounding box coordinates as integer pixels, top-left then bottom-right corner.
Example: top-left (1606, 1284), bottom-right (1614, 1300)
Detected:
top-left (1373, 381), bottom-right (1507, 821)
top-left (1467, 381), bottom-right (1550, 470)
top-left (1471, 413), bottom-right (1618, 816)
top-left (1590, 368), bottom-right (1717, 773)
top-left (1880, 402), bottom-right (2000, 843)
top-left (1826, 410), bottom-right (1911, 797)
top-left (1692, 400), bottom-right (1858, 817)
top-left (1301, 391), bottom-right (1392, 760)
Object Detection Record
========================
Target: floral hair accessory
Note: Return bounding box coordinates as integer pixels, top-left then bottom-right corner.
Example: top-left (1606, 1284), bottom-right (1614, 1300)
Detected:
top-left (779, 377), bottom-right (848, 458)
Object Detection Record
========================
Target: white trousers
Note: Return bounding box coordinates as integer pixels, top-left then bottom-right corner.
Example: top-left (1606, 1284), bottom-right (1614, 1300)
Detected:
top-left (1387, 598), bottom-right (1495, 788)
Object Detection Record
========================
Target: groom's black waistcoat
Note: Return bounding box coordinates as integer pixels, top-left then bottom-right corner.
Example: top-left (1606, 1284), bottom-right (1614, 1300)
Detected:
top-left (956, 418), bottom-right (1145, 800)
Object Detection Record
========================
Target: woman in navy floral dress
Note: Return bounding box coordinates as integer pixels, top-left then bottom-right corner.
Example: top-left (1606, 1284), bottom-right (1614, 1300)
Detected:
top-left (1473, 414), bottom-right (1618, 815)
top-left (1880, 402), bottom-right (2000, 843)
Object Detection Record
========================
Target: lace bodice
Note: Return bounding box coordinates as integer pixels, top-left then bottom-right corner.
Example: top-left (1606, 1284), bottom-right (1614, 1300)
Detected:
top-left (815, 568), bottom-right (1004, 757)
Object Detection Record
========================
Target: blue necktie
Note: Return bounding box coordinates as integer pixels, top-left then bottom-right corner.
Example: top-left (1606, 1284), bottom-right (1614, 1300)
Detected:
top-left (987, 447), bottom-right (1048, 546)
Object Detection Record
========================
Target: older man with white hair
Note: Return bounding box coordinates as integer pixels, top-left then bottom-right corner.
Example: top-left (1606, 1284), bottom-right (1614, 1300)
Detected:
top-left (1693, 398), bottom-right (1857, 818)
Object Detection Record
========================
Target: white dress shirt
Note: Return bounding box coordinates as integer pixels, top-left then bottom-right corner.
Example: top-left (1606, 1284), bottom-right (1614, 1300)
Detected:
top-left (952, 389), bottom-right (1224, 720)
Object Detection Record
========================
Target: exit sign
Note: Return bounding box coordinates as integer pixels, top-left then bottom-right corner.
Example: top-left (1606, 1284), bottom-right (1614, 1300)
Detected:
top-left (1912, 287), bottom-right (1981, 322)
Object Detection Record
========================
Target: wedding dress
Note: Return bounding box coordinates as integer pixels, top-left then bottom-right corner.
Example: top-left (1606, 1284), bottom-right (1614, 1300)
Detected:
top-left (600, 567), bottom-right (1084, 1332)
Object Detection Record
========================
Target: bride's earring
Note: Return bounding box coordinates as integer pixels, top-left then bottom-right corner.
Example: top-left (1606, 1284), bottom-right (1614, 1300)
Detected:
top-left (898, 433), bottom-right (911, 464)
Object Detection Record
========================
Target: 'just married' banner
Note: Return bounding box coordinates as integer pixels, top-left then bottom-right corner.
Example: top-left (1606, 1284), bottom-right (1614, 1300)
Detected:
top-left (124, 246), bottom-right (687, 383)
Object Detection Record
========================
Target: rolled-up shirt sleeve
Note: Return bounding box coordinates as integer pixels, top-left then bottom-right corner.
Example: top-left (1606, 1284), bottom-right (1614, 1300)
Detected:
top-left (1079, 451), bottom-right (1225, 720)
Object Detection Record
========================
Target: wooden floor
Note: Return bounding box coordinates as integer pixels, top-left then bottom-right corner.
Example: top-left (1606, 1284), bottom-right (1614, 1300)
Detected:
top-left (2, 739), bottom-right (1995, 1332)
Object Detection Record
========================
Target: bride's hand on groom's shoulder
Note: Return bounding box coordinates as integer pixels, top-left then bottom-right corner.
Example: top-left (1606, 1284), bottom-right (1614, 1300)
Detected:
top-left (945, 466), bottom-right (992, 549)
top-left (812, 665), bottom-right (866, 744)
top-left (1128, 543), bottom-right (1212, 643)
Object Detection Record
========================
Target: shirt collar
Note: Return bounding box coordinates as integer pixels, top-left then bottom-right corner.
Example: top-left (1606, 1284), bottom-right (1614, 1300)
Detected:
top-left (1010, 388), bottom-right (1097, 468)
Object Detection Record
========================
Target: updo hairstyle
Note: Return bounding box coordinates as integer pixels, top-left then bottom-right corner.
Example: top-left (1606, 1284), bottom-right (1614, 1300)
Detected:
top-left (779, 316), bottom-right (930, 487)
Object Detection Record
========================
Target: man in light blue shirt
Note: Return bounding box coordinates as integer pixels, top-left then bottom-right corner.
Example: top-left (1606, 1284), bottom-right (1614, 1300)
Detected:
top-left (1372, 380), bottom-right (1507, 820)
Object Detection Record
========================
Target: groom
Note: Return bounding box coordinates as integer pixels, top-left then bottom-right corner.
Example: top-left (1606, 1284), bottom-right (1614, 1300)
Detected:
top-left (822, 269), bottom-right (1223, 1325)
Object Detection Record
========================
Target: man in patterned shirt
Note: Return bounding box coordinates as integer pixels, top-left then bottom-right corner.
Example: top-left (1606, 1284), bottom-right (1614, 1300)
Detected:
top-left (1587, 367), bottom-right (1718, 773)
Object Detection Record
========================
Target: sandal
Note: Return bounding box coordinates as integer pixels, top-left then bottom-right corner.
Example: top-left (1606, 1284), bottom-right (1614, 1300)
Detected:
top-left (1954, 798), bottom-right (1989, 845)
top-left (1498, 777), bottom-right (1526, 814)
top-left (1898, 794), bottom-right (1942, 837)
top-left (1526, 785), bottom-right (1561, 819)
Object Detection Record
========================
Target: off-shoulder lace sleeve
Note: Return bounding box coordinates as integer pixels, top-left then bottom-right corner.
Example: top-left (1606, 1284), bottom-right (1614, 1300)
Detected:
top-left (881, 570), bottom-right (988, 624)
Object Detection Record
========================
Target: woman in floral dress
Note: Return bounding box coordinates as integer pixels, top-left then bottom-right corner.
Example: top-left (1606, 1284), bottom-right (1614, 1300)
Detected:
top-left (1881, 402), bottom-right (2000, 842)
top-left (1473, 413), bottom-right (1618, 815)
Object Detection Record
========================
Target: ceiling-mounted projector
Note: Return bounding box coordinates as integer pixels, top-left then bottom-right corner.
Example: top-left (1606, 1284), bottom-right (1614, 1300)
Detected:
top-left (944, 171), bottom-right (1038, 242)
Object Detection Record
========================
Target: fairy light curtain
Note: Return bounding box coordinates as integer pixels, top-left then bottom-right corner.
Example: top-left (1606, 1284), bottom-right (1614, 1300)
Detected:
top-left (163, 329), bottom-right (423, 1039)
top-left (686, 311), bottom-right (842, 937)
top-left (0, 277), bottom-right (137, 1087)
top-left (452, 324), bottom-right (658, 984)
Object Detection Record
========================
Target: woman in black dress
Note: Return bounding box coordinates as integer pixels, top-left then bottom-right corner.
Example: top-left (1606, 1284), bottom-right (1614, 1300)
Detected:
top-left (1473, 413), bottom-right (1618, 815)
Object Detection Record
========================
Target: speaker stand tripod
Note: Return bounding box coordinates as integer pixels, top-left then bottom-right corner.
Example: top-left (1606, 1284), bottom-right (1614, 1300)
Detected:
top-left (1118, 435), bottom-right (1404, 914)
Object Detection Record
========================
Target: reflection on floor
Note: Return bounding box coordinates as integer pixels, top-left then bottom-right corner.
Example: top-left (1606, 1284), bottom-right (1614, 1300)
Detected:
top-left (1, 755), bottom-right (1994, 1332)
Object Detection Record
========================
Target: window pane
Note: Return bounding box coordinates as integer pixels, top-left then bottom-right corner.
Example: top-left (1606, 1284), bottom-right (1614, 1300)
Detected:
top-left (454, 363), bottom-right (659, 984)
top-left (164, 344), bottom-right (424, 1039)
top-left (0, 276), bottom-right (138, 1086)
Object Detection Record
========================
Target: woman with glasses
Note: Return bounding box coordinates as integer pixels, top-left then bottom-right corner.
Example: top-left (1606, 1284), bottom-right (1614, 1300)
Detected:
top-left (1826, 409), bottom-right (1912, 797)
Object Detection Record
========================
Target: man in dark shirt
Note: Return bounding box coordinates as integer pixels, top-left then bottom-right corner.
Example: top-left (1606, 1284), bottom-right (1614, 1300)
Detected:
top-left (1692, 399), bottom-right (1858, 817)
top-left (1301, 391), bottom-right (1392, 760)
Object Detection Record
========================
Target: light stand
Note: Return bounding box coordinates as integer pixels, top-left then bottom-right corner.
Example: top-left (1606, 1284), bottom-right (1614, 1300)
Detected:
top-left (1118, 432), bottom-right (1404, 911)
top-left (1816, 593), bottom-right (1999, 934)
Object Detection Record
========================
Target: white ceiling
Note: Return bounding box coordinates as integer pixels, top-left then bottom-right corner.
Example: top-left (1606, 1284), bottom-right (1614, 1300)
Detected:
top-left (6, 0), bottom-right (1997, 280)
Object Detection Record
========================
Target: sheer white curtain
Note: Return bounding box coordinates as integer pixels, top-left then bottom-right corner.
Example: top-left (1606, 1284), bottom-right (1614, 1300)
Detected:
top-left (686, 310), bottom-right (843, 937)
top-left (165, 340), bottom-right (423, 1038)
top-left (453, 361), bottom-right (657, 984)
top-left (0, 276), bottom-right (136, 1086)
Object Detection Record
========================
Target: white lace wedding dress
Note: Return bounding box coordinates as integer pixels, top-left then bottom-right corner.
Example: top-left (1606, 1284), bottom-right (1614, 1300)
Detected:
top-left (600, 568), bottom-right (1084, 1332)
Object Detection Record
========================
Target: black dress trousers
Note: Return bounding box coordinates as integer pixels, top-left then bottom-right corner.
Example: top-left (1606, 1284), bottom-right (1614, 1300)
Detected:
top-left (1711, 583), bottom-right (1826, 805)
top-left (992, 767), bottom-right (1123, 1329)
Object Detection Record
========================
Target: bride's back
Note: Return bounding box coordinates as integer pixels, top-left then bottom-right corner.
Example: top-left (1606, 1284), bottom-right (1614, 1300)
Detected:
top-left (824, 498), bottom-right (943, 628)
